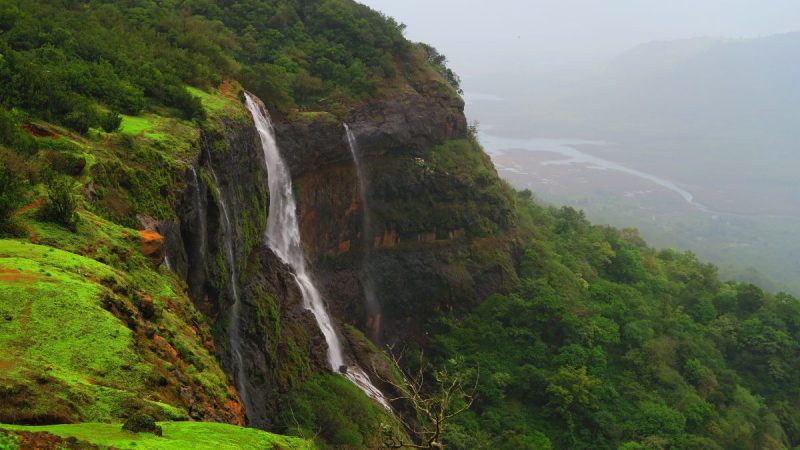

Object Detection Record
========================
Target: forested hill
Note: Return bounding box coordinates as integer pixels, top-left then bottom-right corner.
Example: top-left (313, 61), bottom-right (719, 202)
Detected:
top-left (431, 198), bottom-right (800, 449)
top-left (0, 0), bottom-right (457, 131)
top-left (1, 1), bottom-right (800, 450)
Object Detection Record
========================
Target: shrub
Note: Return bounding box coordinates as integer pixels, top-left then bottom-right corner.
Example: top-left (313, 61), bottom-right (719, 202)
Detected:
top-left (0, 163), bottom-right (25, 234)
top-left (38, 170), bottom-right (78, 230)
top-left (0, 433), bottom-right (20, 450)
top-left (0, 108), bottom-right (37, 155)
top-left (101, 111), bottom-right (122, 133)
top-left (122, 413), bottom-right (163, 436)
top-left (61, 100), bottom-right (98, 134)
top-left (44, 151), bottom-right (86, 176)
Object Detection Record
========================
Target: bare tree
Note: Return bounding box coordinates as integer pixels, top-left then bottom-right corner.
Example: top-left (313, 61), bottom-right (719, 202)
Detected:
top-left (377, 347), bottom-right (478, 449)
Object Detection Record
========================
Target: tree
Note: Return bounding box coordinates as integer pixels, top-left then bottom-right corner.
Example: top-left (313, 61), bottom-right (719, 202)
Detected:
top-left (378, 349), bottom-right (478, 449)
top-left (545, 366), bottom-right (600, 428)
top-left (0, 162), bottom-right (25, 234)
top-left (38, 170), bottom-right (78, 230)
top-left (100, 110), bottom-right (122, 133)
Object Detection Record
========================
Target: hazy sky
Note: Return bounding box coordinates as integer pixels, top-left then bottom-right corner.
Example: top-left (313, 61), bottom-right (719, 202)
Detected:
top-left (358, 1), bottom-right (800, 78)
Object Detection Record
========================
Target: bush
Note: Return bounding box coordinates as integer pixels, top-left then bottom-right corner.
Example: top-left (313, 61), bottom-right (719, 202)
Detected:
top-left (0, 433), bottom-right (20, 450)
top-left (44, 151), bottom-right (86, 176)
top-left (122, 413), bottom-right (163, 436)
top-left (0, 108), bottom-right (37, 155)
top-left (38, 170), bottom-right (78, 230)
top-left (61, 100), bottom-right (98, 134)
top-left (101, 111), bottom-right (122, 133)
top-left (0, 163), bottom-right (25, 234)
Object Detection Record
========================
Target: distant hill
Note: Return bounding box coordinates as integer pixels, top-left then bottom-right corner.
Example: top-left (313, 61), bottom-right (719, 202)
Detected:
top-left (470, 31), bottom-right (800, 140)
top-left (467, 32), bottom-right (800, 296)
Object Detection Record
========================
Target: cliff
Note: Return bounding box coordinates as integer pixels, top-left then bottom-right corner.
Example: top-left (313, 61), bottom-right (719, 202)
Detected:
top-left (154, 73), bottom-right (519, 433)
top-left (277, 85), bottom-right (519, 343)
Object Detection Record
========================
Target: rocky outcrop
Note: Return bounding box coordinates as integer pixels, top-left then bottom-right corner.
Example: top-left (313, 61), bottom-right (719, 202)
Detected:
top-left (164, 109), bottom-right (334, 428)
top-left (273, 82), bottom-right (518, 343)
top-left (275, 87), bottom-right (467, 178)
top-left (163, 78), bottom-right (518, 427)
top-left (236, 247), bottom-right (329, 428)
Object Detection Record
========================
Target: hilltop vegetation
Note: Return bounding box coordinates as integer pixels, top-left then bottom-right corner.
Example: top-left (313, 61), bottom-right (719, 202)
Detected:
top-left (0, 0), bottom-right (456, 132)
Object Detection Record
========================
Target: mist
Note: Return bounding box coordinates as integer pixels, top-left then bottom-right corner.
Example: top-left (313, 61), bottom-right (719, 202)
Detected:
top-left (360, 0), bottom-right (800, 294)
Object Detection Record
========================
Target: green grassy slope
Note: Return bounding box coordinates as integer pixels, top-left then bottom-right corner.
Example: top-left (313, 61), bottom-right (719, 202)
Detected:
top-left (0, 422), bottom-right (312, 450)
top-left (0, 85), bottom-right (249, 426)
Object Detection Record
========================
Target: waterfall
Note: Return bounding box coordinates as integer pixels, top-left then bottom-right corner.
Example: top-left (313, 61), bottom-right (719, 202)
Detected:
top-left (344, 124), bottom-right (382, 342)
top-left (189, 166), bottom-right (207, 259)
top-left (244, 92), bottom-right (390, 410)
top-left (206, 164), bottom-right (252, 420)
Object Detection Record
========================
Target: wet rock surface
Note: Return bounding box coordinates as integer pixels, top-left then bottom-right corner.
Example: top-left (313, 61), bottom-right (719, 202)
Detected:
top-left (165, 82), bottom-right (517, 427)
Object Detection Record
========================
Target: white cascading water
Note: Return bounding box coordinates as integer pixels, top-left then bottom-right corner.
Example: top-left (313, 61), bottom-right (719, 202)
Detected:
top-left (206, 164), bottom-right (251, 418)
top-left (189, 166), bottom-right (206, 257)
top-left (244, 92), bottom-right (390, 410)
top-left (344, 124), bottom-right (382, 342)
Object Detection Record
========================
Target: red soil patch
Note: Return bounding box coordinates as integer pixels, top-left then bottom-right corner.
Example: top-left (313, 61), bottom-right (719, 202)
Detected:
top-left (0, 359), bottom-right (15, 371)
top-left (153, 334), bottom-right (180, 362)
top-left (13, 198), bottom-right (44, 216)
top-left (0, 268), bottom-right (40, 283)
top-left (224, 385), bottom-right (246, 426)
top-left (21, 123), bottom-right (58, 138)
top-left (2, 430), bottom-right (99, 449)
top-left (218, 78), bottom-right (232, 96)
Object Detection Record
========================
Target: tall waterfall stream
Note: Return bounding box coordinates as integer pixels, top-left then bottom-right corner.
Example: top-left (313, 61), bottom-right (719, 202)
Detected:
top-left (244, 92), bottom-right (390, 410)
top-left (344, 124), bottom-right (382, 342)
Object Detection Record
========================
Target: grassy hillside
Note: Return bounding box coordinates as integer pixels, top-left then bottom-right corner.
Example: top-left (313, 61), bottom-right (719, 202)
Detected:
top-left (0, 0), bottom-right (450, 446)
top-left (0, 201), bottom-right (244, 425)
top-left (0, 422), bottom-right (312, 449)
top-left (0, 72), bottom-right (276, 428)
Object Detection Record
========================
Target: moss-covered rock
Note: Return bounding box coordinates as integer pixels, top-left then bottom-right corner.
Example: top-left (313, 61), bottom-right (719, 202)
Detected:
top-left (122, 414), bottom-right (162, 436)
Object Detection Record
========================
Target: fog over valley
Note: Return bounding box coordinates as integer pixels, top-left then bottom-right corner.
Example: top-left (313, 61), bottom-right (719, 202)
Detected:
top-left (363, 1), bottom-right (800, 294)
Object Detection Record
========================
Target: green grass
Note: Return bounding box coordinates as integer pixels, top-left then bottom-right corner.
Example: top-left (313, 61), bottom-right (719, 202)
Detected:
top-left (117, 112), bottom-right (197, 148)
top-left (119, 115), bottom-right (166, 140)
top-left (0, 240), bottom-right (165, 419)
top-left (187, 86), bottom-right (229, 112)
top-left (0, 226), bottom-right (229, 421)
top-left (0, 422), bottom-right (314, 449)
top-left (186, 84), bottom-right (248, 123)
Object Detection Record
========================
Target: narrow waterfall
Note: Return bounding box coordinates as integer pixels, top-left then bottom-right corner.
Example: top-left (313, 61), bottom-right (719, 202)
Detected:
top-left (244, 92), bottom-right (390, 410)
top-left (206, 164), bottom-right (252, 420)
top-left (189, 166), bottom-right (206, 259)
top-left (344, 124), bottom-right (382, 342)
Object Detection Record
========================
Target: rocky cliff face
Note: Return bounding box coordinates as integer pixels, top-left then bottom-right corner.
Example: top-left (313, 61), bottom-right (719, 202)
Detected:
top-left (162, 107), bottom-right (344, 428)
top-left (164, 79), bottom-right (519, 428)
top-left (277, 84), bottom-right (520, 343)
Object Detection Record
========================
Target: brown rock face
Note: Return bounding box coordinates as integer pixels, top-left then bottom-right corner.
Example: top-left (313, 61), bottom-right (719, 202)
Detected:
top-left (137, 230), bottom-right (165, 264)
top-left (163, 79), bottom-right (518, 429)
top-left (272, 84), bottom-right (518, 344)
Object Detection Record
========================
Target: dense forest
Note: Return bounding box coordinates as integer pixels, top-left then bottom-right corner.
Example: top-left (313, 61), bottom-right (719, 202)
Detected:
top-left (0, 0), bottom-right (459, 129)
top-left (1, 1), bottom-right (799, 449)
top-left (429, 196), bottom-right (800, 449)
